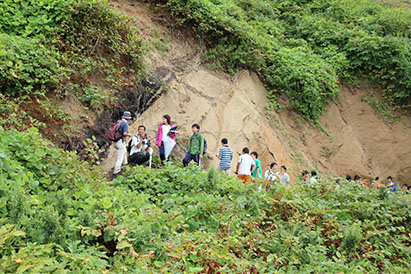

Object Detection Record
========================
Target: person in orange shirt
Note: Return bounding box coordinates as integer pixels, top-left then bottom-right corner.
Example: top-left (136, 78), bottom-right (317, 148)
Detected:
top-left (375, 177), bottom-right (384, 189)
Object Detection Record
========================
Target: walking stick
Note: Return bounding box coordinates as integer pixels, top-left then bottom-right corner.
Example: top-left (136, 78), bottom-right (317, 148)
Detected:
top-left (148, 147), bottom-right (153, 168)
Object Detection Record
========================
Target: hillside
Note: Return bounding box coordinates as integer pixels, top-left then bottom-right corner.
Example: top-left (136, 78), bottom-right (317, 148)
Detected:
top-left (102, 0), bottom-right (411, 185)
top-left (0, 0), bottom-right (410, 273)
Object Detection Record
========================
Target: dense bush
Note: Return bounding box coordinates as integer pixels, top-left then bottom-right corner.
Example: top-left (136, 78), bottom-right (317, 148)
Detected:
top-left (0, 0), bottom-right (145, 111)
top-left (0, 34), bottom-right (63, 97)
top-left (1, 126), bottom-right (409, 272)
top-left (147, 0), bottom-right (411, 120)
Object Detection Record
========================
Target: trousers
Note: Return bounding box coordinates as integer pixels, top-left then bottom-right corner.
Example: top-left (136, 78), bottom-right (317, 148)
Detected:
top-left (182, 152), bottom-right (200, 167)
top-left (114, 139), bottom-right (127, 174)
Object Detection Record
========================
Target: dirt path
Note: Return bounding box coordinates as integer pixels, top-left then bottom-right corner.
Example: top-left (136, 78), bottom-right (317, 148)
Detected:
top-left (102, 0), bottom-right (411, 185)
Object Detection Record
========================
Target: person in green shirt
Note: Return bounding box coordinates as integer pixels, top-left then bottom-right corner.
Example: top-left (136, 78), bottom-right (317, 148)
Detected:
top-left (251, 151), bottom-right (262, 178)
top-left (182, 123), bottom-right (205, 167)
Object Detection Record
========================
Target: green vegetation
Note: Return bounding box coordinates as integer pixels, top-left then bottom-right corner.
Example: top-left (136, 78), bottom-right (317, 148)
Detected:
top-left (0, 1), bottom-right (410, 272)
top-left (0, 127), bottom-right (410, 272)
top-left (0, 0), bottom-right (145, 134)
top-left (148, 0), bottom-right (411, 121)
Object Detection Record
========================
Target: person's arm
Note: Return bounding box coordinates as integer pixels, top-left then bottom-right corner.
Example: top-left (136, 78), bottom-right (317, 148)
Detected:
top-left (156, 124), bottom-right (162, 147)
top-left (122, 123), bottom-right (132, 138)
top-left (235, 162), bottom-right (240, 174)
top-left (217, 148), bottom-right (222, 160)
top-left (187, 136), bottom-right (192, 153)
top-left (251, 162), bottom-right (256, 174)
top-left (136, 135), bottom-right (144, 149)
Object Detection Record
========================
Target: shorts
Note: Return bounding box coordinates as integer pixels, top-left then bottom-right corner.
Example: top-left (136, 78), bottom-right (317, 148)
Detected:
top-left (218, 167), bottom-right (230, 175)
top-left (237, 174), bottom-right (252, 184)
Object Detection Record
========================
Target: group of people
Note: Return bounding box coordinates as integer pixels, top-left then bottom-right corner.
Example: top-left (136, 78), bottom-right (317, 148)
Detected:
top-left (110, 112), bottom-right (409, 194)
top-left (109, 111), bottom-right (291, 186)
top-left (111, 113), bottom-right (206, 176)
top-left (345, 174), bottom-right (404, 193)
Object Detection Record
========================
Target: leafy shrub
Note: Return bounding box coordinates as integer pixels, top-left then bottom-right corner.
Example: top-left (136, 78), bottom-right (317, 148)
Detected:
top-left (147, 0), bottom-right (411, 120)
top-left (0, 127), bottom-right (409, 272)
top-left (0, 34), bottom-right (63, 97)
top-left (0, 0), bottom-right (145, 132)
top-left (0, 0), bottom-right (71, 37)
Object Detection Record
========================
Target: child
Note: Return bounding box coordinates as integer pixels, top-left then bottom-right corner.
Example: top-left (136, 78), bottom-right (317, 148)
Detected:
top-left (280, 165), bottom-right (290, 184)
top-left (217, 138), bottom-right (233, 174)
top-left (235, 147), bottom-right (255, 184)
top-left (182, 124), bottom-right (205, 167)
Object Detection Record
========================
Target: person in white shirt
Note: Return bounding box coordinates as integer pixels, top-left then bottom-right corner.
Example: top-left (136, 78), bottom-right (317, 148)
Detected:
top-left (280, 165), bottom-right (290, 184)
top-left (129, 125), bottom-right (151, 166)
top-left (265, 162), bottom-right (280, 185)
top-left (235, 147), bottom-right (255, 184)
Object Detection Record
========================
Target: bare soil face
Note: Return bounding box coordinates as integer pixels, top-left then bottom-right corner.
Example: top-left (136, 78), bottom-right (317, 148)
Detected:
top-left (101, 0), bottom-right (411, 185)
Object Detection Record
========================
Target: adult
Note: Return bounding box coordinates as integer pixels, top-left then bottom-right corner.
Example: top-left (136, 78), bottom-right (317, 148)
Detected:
top-left (129, 125), bottom-right (151, 166)
top-left (217, 138), bottom-right (233, 174)
top-left (156, 114), bottom-right (176, 163)
top-left (280, 165), bottom-right (290, 184)
top-left (113, 111), bottom-right (133, 176)
top-left (251, 152), bottom-right (262, 180)
top-left (309, 171), bottom-right (317, 186)
top-left (235, 147), bottom-right (255, 184)
top-left (385, 176), bottom-right (397, 192)
top-left (265, 163), bottom-right (280, 184)
top-left (182, 124), bottom-right (205, 167)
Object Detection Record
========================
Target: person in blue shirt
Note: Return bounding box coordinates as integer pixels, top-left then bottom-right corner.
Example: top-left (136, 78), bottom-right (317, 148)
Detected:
top-left (385, 176), bottom-right (397, 192)
top-left (217, 138), bottom-right (233, 174)
top-left (113, 111), bottom-right (133, 176)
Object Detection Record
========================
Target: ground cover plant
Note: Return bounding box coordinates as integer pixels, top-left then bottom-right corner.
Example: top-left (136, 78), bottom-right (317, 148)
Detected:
top-left (144, 0), bottom-right (411, 121)
top-left (0, 1), bottom-right (410, 272)
top-left (0, 0), bottom-right (146, 140)
top-left (0, 126), bottom-right (409, 272)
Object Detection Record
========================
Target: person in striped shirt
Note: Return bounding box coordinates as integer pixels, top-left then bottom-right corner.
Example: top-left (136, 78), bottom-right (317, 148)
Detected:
top-left (217, 138), bottom-right (233, 174)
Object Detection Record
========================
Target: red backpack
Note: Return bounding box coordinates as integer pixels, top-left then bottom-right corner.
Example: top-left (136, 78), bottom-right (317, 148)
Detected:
top-left (107, 120), bottom-right (125, 141)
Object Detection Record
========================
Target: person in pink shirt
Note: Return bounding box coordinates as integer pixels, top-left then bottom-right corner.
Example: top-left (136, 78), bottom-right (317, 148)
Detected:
top-left (156, 114), bottom-right (176, 163)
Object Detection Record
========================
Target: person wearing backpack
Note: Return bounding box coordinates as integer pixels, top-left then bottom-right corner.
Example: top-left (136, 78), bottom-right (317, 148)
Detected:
top-left (182, 123), bottom-right (206, 167)
top-left (110, 111), bottom-right (133, 176)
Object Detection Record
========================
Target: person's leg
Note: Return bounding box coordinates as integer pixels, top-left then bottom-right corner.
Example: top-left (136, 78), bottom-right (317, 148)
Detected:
top-left (182, 152), bottom-right (193, 167)
top-left (193, 154), bottom-right (200, 166)
top-left (223, 168), bottom-right (230, 175)
top-left (129, 153), bottom-right (138, 166)
top-left (114, 140), bottom-right (126, 174)
top-left (137, 152), bottom-right (150, 166)
top-left (159, 142), bottom-right (166, 162)
top-left (122, 144), bottom-right (128, 166)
